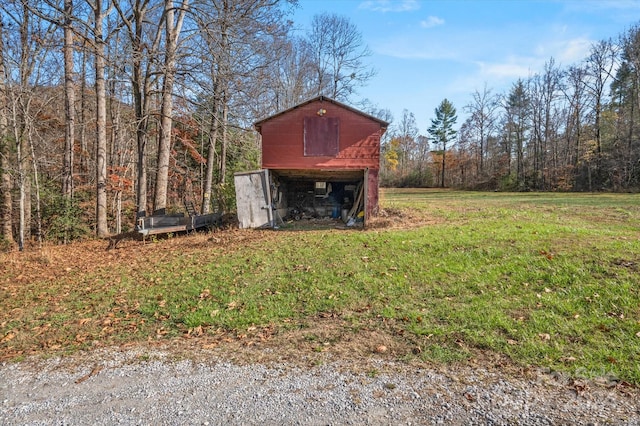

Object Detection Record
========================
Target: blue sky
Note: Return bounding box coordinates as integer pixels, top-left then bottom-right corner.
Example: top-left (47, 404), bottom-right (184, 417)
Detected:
top-left (292, 0), bottom-right (640, 134)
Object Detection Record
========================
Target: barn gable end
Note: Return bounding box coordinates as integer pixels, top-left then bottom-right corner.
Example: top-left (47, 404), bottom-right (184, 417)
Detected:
top-left (236, 96), bottom-right (387, 229)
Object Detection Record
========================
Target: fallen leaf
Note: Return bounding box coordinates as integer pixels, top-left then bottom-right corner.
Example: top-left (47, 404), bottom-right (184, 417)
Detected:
top-left (1, 332), bottom-right (15, 343)
top-left (374, 345), bottom-right (388, 354)
top-left (188, 326), bottom-right (203, 337)
top-left (538, 333), bottom-right (551, 341)
top-left (75, 365), bottom-right (103, 384)
top-left (636, 332), bottom-right (640, 338)
top-left (571, 380), bottom-right (589, 395)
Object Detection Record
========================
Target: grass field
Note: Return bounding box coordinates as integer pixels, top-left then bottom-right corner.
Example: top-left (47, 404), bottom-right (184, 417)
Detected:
top-left (2, 189), bottom-right (639, 384)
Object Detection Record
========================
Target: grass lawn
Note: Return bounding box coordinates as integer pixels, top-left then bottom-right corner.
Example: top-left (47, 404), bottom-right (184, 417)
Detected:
top-left (2, 189), bottom-right (639, 384)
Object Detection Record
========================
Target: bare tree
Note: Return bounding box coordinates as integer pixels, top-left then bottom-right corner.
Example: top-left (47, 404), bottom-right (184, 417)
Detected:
top-left (530, 58), bottom-right (563, 189)
top-left (113, 0), bottom-right (164, 219)
top-left (270, 36), bottom-right (316, 111)
top-left (503, 80), bottom-right (530, 188)
top-left (81, 0), bottom-right (111, 236)
top-left (61, 0), bottom-right (76, 199)
top-left (307, 13), bottom-right (375, 102)
top-left (153, 0), bottom-right (188, 215)
top-left (191, 0), bottom-right (292, 213)
top-left (3, 1), bottom-right (58, 247)
top-left (464, 84), bottom-right (499, 177)
top-left (585, 39), bottom-right (618, 185)
top-left (564, 65), bottom-right (584, 168)
top-left (617, 25), bottom-right (640, 188)
top-left (395, 109), bottom-right (418, 176)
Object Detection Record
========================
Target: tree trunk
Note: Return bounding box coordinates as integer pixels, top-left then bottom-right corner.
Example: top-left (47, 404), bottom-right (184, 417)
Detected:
top-left (133, 50), bottom-right (150, 219)
top-left (94, 0), bottom-right (108, 237)
top-left (79, 36), bottom-right (89, 179)
top-left (441, 143), bottom-right (446, 188)
top-left (201, 98), bottom-right (219, 214)
top-left (115, 190), bottom-right (122, 234)
top-left (28, 130), bottom-right (42, 245)
top-left (18, 3), bottom-right (33, 241)
top-left (0, 152), bottom-right (11, 246)
top-left (0, 21), bottom-right (13, 246)
top-left (220, 94), bottom-right (228, 185)
top-left (62, 0), bottom-right (75, 198)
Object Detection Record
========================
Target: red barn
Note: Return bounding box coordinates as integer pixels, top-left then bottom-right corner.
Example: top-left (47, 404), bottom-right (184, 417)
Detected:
top-left (235, 96), bottom-right (388, 229)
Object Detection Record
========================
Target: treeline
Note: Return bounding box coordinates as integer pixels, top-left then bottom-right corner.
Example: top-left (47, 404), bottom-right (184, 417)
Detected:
top-left (0, 0), bottom-right (378, 249)
top-left (381, 25), bottom-right (640, 192)
top-left (2, 1), bottom-right (639, 251)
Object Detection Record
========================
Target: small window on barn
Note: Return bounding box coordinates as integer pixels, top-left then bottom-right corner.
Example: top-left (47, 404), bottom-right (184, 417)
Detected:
top-left (304, 116), bottom-right (339, 156)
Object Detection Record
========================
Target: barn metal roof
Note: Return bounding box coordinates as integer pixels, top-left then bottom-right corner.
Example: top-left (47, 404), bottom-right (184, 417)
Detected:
top-left (254, 95), bottom-right (390, 132)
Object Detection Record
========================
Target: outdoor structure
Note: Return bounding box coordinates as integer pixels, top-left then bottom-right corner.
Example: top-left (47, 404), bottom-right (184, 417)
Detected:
top-left (235, 96), bottom-right (388, 229)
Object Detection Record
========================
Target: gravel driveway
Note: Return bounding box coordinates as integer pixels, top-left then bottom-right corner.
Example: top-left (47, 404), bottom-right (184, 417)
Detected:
top-left (2, 345), bottom-right (639, 425)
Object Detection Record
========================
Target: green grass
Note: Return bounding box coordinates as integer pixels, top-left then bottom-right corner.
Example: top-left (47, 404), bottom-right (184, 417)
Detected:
top-left (2, 189), bottom-right (639, 383)
top-left (131, 190), bottom-right (640, 381)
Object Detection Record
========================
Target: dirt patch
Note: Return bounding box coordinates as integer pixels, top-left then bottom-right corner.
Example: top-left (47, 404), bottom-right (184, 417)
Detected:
top-left (220, 316), bottom-right (418, 368)
top-left (368, 207), bottom-right (443, 230)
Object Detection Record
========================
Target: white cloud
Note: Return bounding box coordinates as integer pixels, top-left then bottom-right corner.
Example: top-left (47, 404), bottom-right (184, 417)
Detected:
top-left (420, 16), bottom-right (445, 28)
top-left (358, 0), bottom-right (421, 13)
top-left (539, 37), bottom-right (592, 65)
top-left (477, 60), bottom-right (534, 80)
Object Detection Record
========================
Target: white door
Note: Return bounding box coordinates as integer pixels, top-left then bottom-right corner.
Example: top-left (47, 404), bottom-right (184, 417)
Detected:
top-left (234, 169), bottom-right (273, 229)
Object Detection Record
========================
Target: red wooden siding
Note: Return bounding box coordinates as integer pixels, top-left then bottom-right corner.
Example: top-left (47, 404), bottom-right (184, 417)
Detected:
top-left (260, 99), bottom-right (383, 171)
